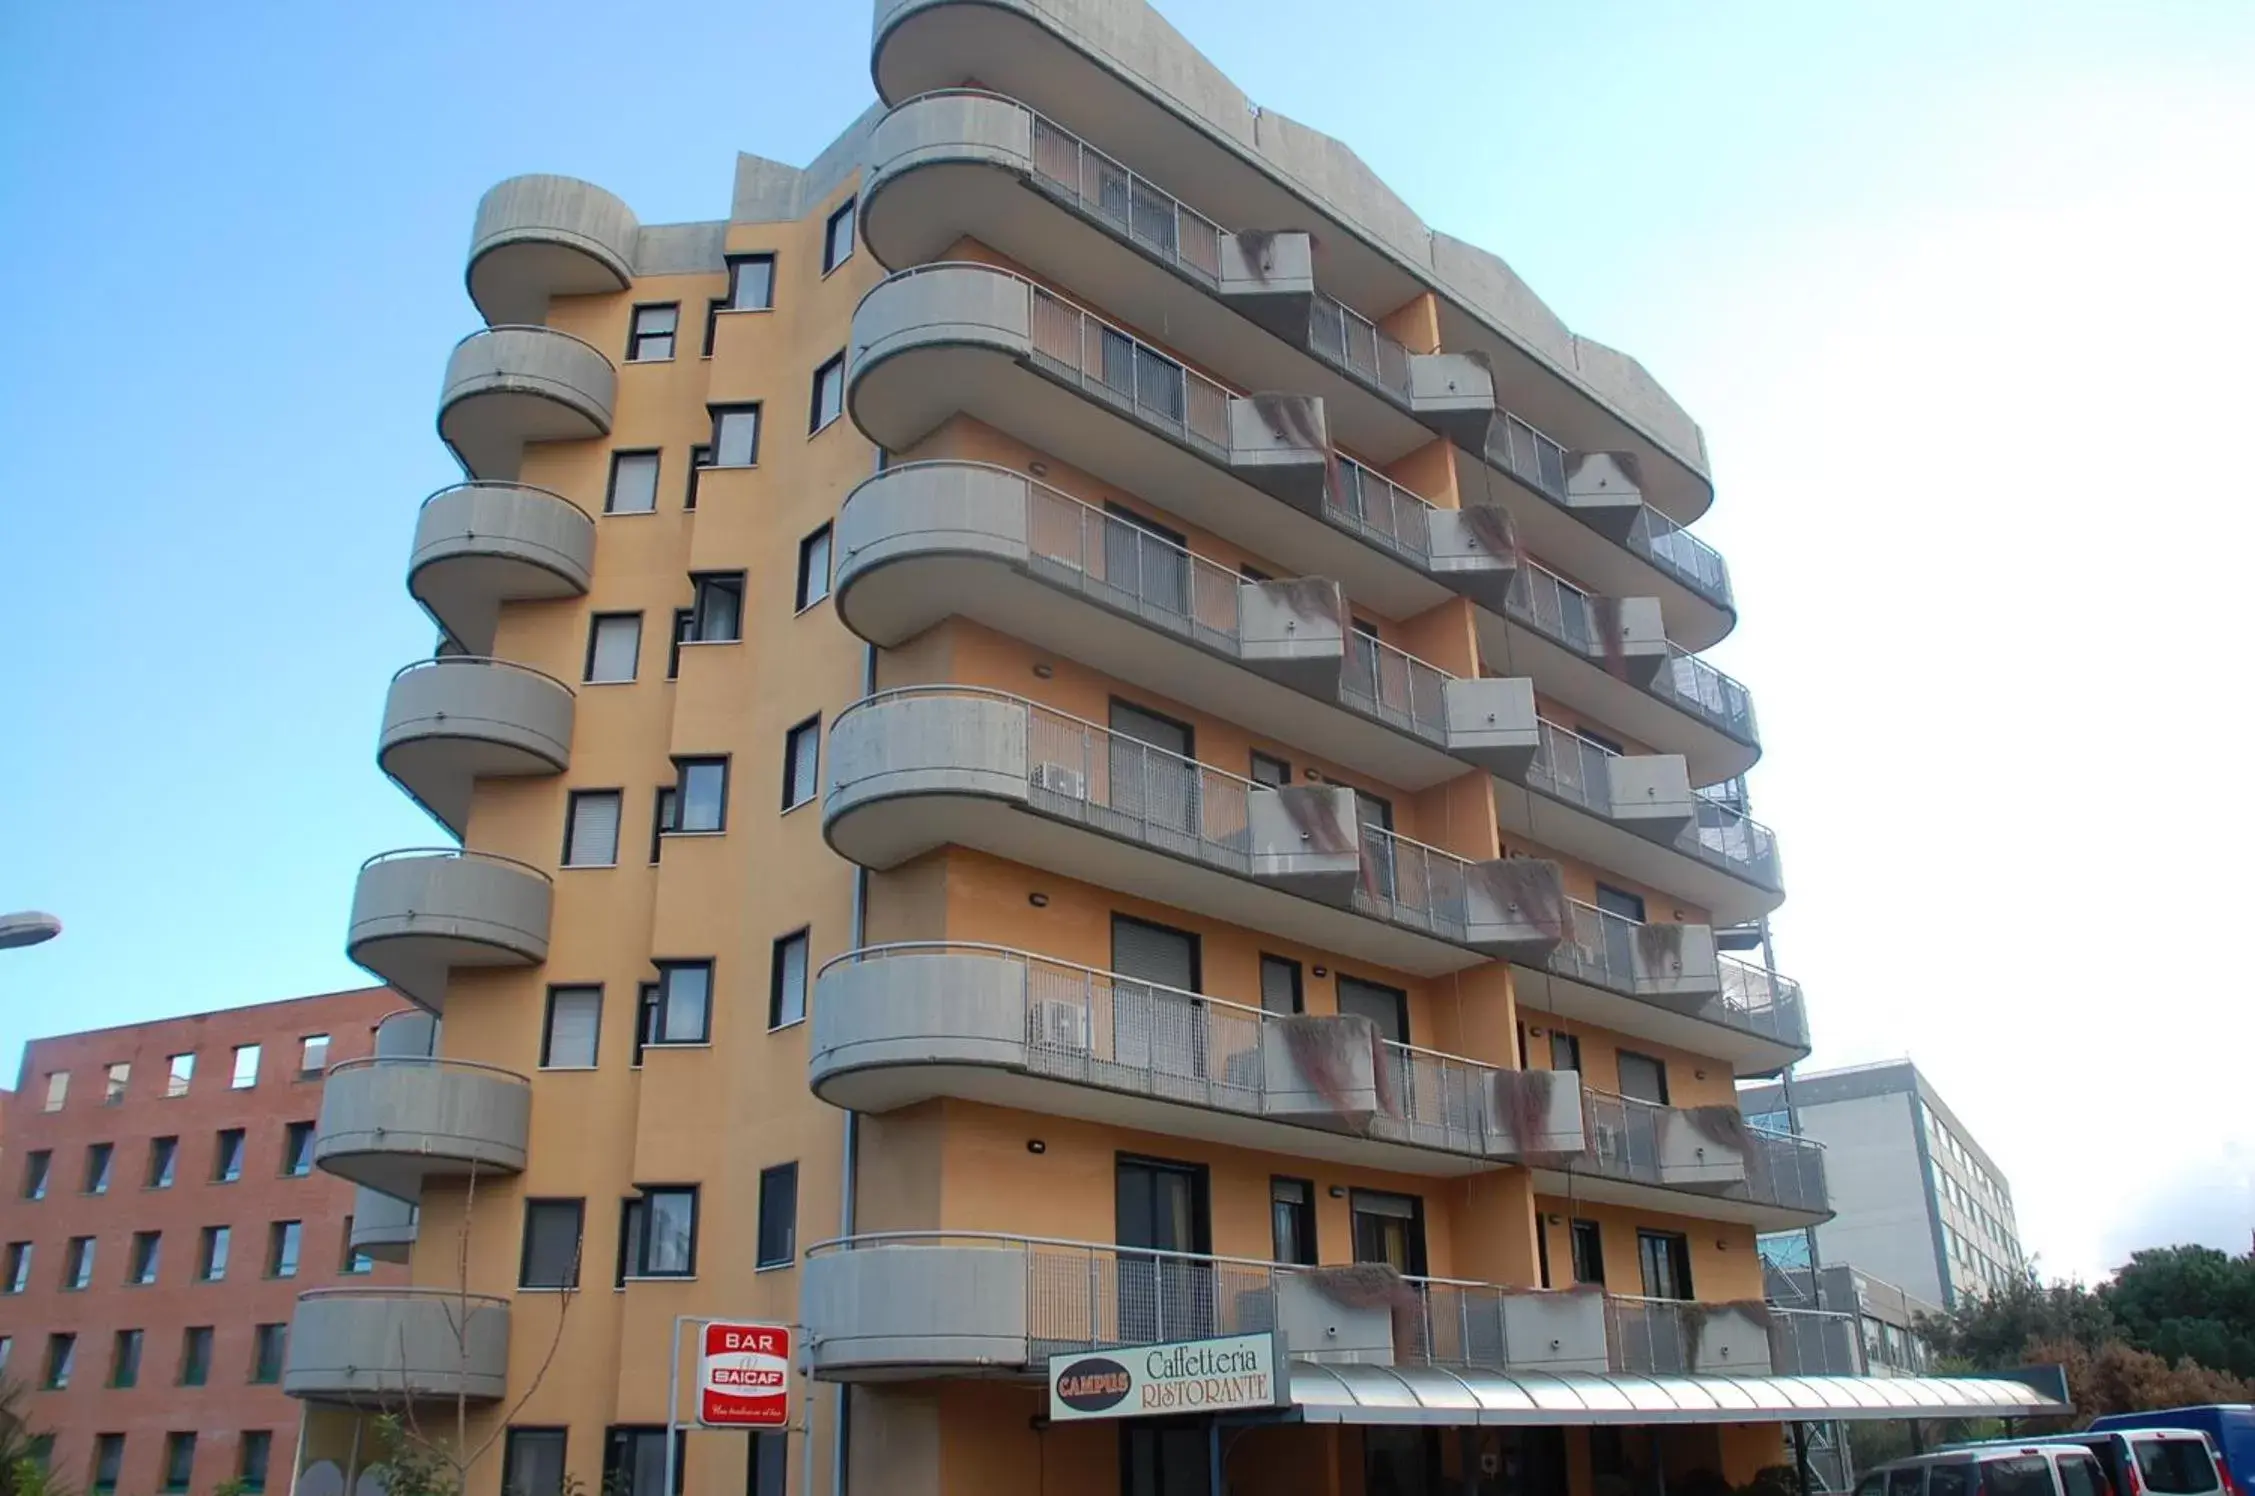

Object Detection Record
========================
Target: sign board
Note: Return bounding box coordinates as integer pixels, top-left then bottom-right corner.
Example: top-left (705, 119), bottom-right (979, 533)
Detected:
top-left (697, 1322), bottom-right (792, 1428)
top-left (1047, 1333), bottom-right (1289, 1422)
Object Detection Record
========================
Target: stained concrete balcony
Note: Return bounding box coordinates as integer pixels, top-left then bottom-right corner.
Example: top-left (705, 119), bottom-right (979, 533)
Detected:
top-left (823, 688), bottom-right (1567, 977)
top-left (348, 1186), bottom-right (418, 1264)
top-left (465, 174), bottom-right (639, 326)
top-left (347, 849), bottom-right (552, 1013)
top-left (1606, 1296), bottom-right (1778, 1377)
top-left (283, 1288), bottom-right (510, 1404)
top-left (408, 482), bottom-right (595, 655)
top-left (315, 1055), bottom-right (530, 1201)
top-left (439, 326), bottom-right (615, 482)
top-left (811, 943), bottom-right (1584, 1175)
top-left (1530, 1088), bottom-right (1830, 1231)
top-left (833, 460), bottom-right (1531, 789)
top-left (378, 657), bottom-right (575, 838)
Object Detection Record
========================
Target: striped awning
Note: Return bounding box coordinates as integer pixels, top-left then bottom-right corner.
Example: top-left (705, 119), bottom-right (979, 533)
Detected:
top-left (1287, 1362), bottom-right (2071, 1425)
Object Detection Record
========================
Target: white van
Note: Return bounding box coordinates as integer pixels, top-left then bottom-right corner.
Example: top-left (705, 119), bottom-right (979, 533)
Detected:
top-left (1859, 1444), bottom-right (2115, 1496)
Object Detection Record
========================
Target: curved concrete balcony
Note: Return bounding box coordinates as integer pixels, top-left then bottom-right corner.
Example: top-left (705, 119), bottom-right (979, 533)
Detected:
top-left (805, 1230), bottom-right (1672, 1382)
top-left (466, 174), bottom-right (639, 326)
top-left (1502, 719), bottom-right (1783, 925)
top-left (347, 849), bottom-right (552, 1013)
top-left (835, 461), bottom-right (1533, 790)
top-left (314, 1056), bottom-right (531, 1200)
top-left (1532, 1089), bottom-right (1830, 1232)
top-left (378, 658), bottom-right (575, 838)
top-left (348, 1185), bottom-right (418, 1264)
top-left (408, 482), bottom-right (595, 656)
top-left (439, 326), bottom-right (615, 482)
top-left (283, 1287), bottom-right (510, 1404)
top-left (812, 943), bottom-right (1585, 1175)
top-left (824, 687), bottom-right (1567, 978)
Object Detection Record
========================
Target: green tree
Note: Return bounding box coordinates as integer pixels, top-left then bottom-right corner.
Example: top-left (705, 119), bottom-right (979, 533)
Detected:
top-left (0, 1379), bottom-right (70, 1496)
top-left (2100, 1246), bottom-right (2255, 1380)
top-left (1917, 1274), bottom-right (2117, 1368)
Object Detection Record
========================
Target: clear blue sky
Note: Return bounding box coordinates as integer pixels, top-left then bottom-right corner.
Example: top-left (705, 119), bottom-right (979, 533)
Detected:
top-left (4, 2), bottom-right (2250, 1278)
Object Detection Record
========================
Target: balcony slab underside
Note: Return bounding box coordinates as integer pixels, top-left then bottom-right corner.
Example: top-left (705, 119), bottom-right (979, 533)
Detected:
top-left (1496, 778), bottom-right (1782, 926)
top-left (349, 1184), bottom-right (417, 1264)
top-left (346, 855), bottom-right (552, 1013)
top-left (408, 483), bottom-right (594, 656)
top-left (314, 1062), bottom-right (531, 1201)
top-left (1525, 1163), bottom-right (1827, 1233)
top-left (1510, 960), bottom-right (1806, 1079)
top-left (284, 1291), bottom-right (509, 1404)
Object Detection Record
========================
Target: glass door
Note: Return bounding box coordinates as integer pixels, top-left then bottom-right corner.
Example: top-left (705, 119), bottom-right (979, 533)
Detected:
top-left (1116, 1156), bottom-right (1213, 1345)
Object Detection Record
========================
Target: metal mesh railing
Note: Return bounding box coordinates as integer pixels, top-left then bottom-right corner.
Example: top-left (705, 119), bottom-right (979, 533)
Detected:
top-left (1524, 717), bottom-right (1782, 887)
top-left (1487, 413), bottom-right (1571, 500)
top-left (1504, 560), bottom-right (1601, 655)
top-left (1308, 290), bottom-right (1413, 401)
top-left (1329, 454), bottom-right (1436, 564)
top-left (1546, 900), bottom-right (1663, 995)
top-left (1746, 1127), bottom-right (1830, 1215)
top-left (1686, 791), bottom-right (1784, 887)
top-left (1769, 1307), bottom-right (1864, 1375)
top-left (1010, 97), bottom-right (1227, 286)
top-left (1027, 283), bottom-right (1234, 458)
top-left (1657, 647), bottom-right (1759, 742)
top-left (1580, 1089), bottom-right (1826, 1215)
top-left (1631, 506), bottom-right (1734, 607)
top-left (1339, 631), bottom-right (1452, 744)
top-left (1015, 469), bottom-right (1246, 650)
top-left (1350, 822), bottom-right (1478, 942)
top-left (1714, 958), bottom-right (1810, 1050)
top-left (1526, 718), bottom-right (1617, 814)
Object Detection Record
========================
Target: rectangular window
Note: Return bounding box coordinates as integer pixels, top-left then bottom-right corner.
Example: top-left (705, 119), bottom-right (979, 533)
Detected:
top-left (239, 1432), bottom-right (273, 1494)
top-left (1258, 955), bottom-right (1303, 1016)
top-left (1616, 1050), bottom-right (1669, 1105)
top-left (795, 526), bottom-right (833, 611)
top-left (646, 962), bottom-right (713, 1047)
top-left (1570, 1219), bottom-right (1605, 1285)
top-left (85, 1141), bottom-right (114, 1194)
top-left (298, 1034), bottom-right (330, 1075)
top-left (768, 931), bottom-right (809, 1030)
top-left (282, 1122), bottom-right (315, 1177)
top-left (781, 717), bottom-right (819, 810)
top-left (542, 987), bottom-right (602, 1069)
top-left (505, 1431), bottom-right (570, 1496)
top-left (4, 1243), bottom-right (31, 1294)
top-left (104, 1061), bottom-right (130, 1104)
top-left (702, 297), bottom-right (725, 357)
top-left (727, 254), bottom-right (776, 312)
top-left (755, 1163), bottom-right (797, 1268)
top-left (689, 572), bottom-right (745, 643)
top-left (42, 1072), bottom-right (67, 1111)
top-left (1270, 1177), bottom-right (1317, 1266)
top-left (822, 201), bottom-right (855, 273)
top-left (563, 790), bottom-right (624, 867)
top-left (43, 1334), bottom-right (75, 1390)
top-left (606, 450), bottom-right (661, 514)
top-left (1249, 751), bottom-right (1292, 788)
top-left (249, 1324), bottom-right (286, 1384)
top-left (22, 1150), bottom-right (49, 1200)
top-left (1549, 1030), bottom-right (1582, 1073)
top-left (520, 1200), bottom-right (586, 1289)
top-left (808, 353), bottom-right (845, 433)
top-left (166, 1053), bottom-right (194, 1097)
top-left (620, 1186), bottom-right (699, 1279)
top-left (231, 1044), bottom-right (261, 1090)
top-left (65, 1237), bottom-right (95, 1290)
top-left (161, 1433), bottom-right (195, 1493)
top-left (667, 609), bottom-right (693, 679)
top-left (684, 445), bottom-right (712, 509)
top-left (146, 1137), bottom-right (178, 1189)
top-left (709, 404), bottom-right (761, 467)
top-left (585, 613), bottom-right (643, 683)
top-left (179, 1329), bottom-right (212, 1387)
top-left (339, 1221), bottom-right (375, 1275)
top-left (266, 1221), bottom-right (301, 1279)
top-left (748, 1433), bottom-right (787, 1496)
top-left (627, 303), bottom-right (679, 362)
top-left (650, 786), bottom-right (677, 863)
top-left (129, 1231), bottom-right (161, 1285)
top-left (673, 756), bottom-right (729, 833)
top-left (1637, 1229), bottom-right (1694, 1300)
top-left (214, 1129), bottom-right (245, 1183)
top-left (1349, 1189), bottom-right (1427, 1276)
top-left (1337, 976), bottom-right (1409, 1047)
top-left (109, 1330), bottom-right (143, 1388)
top-left (93, 1434), bottom-right (124, 1493)
top-left (604, 1428), bottom-right (684, 1496)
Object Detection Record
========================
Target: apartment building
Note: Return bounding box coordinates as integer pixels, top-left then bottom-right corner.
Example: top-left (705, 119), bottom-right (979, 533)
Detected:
top-left (1743, 1061), bottom-right (2024, 1308)
top-left (286, 4), bottom-right (2064, 1494)
top-left (0, 989), bottom-right (403, 1496)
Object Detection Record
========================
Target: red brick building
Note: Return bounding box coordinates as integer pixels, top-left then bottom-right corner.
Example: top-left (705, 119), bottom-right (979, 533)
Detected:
top-left (0, 988), bottom-right (405, 1496)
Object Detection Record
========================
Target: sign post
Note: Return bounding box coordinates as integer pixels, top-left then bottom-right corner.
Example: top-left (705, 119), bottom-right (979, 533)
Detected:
top-left (663, 1318), bottom-right (800, 1496)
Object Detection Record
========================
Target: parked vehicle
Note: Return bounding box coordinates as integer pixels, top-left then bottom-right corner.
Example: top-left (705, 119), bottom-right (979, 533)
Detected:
top-left (2090, 1408), bottom-right (2255, 1496)
top-left (1858, 1444), bottom-right (2114, 1496)
top-left (1950, 1431), bottom-right (2224, 1496)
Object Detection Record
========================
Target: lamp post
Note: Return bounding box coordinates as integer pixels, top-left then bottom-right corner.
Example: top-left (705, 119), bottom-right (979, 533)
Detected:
top-left (0, 912), bottom-right (62, 951)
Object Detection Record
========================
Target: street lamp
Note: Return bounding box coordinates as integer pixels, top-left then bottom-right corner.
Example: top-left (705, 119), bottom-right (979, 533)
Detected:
top-left (0, 912), bottom-right (62, 950)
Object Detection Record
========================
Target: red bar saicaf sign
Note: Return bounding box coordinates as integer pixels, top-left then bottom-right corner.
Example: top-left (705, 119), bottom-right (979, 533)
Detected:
top-left (698, 1322), bottom-right (791, 1428)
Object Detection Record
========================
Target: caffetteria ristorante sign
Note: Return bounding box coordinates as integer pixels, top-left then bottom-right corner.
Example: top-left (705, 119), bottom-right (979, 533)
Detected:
top-left (1047, 1333), bottom-right (1290, 1422)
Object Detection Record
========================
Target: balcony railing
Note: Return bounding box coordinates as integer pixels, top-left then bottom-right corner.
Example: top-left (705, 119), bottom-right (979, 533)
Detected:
top-left (1547, 899), bottom-right (1694, 995)
top-left (1027, 281), bottom-right (1234, 459)
top-left (1525, 720), bottom-right (1783, 887)
top-left (1581, 1089), bottom-right (1828, 1215)
top-left (1714, 958), bottom-right (1810, 1051)
top-left (1505, 558), bottom-right (1600, 655)
top-left (1017, 464), bottom-right (1254, 647)
top-left (1769, 1306), bottom-right (1866, 1376)
top-left (1309, 289), bottom-right (1413, 402)
top-left (1330, 453), bottom-right (1438, 566)
top-left (1340, 631), bottom-right (1452, 745)
top-left (1526, 717), bottom-right (1618, 816)
top-left (1009, 95), bottom-right (1228, 287)
top-left (1658, 646), bottom-right (1759, 742)
top-left (1348, 822), bottom-right (1487, 944)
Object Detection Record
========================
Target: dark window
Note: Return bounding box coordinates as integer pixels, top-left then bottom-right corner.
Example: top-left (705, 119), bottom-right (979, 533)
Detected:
top-left (266, 1220), bottom-right (301, 1279)
top-left (1578, 724), bottom-right (1628, 756)
top-left (627, 304), bottom-right (679, 362)
top-left (1594, 881), bottom-right (1647, 924)
top-left (702, 298), bottom-right (726, 357)
top-left (250, 1323), bottom-right (286, 1384)
top-left (1350, 1190), bottom-right (1427, 1276)
top-left (543, 987), bottom-right (602, 1069)
top-left (646, 962), bottom-right (713, 1046)
top-left (196, 1226), bottom-right (229, 1281)
top-left (668, 609), bottom-right (693, 679)
top-left (108, 1330), bottom-right (142, 1388)
top-left (562, 790), bottom-right (623, 867)
top-left (128, 1230), bottom-right (161, 1285)
top-left (709, 404), bottom-right (761, 467)
top-left (747, 1433), bottom-right (787, 1496)
top-left (821, 202), bottom-right (855, 273)
top-left (22, 1150), bottom-right (49, 1200)
top-left (214, 1128), bottom-right (245, 1182)
top-left (689, 573), bottom-right (745, 643)
top-left (650, 786), bottom-right (677, 863)
top-left (633, 982), bottom-right (659, 1066)
top-left (239, 1431), bottom-right (273, 1494)
top-left (282, 1122), bottom-right (314, 1177)
top-left (1536, 1213), bottom-right (1553, 1287)
top-left (520, 1200), bottom-right (585, 1289)
top-left (685, 445), bottom-right (712, 509)
top-left (504, 1430), bottom-right (570, 1496)
top-left (64, 1236), bottom-right (94, 1289)
top-left (41, 1333), bottom-right (74, 1390)
top-left (3, 1242), bottom-right (30, 1293)
top-left (1337, 975), bottom-right (1409, 1046)
top-left (782, 717), bottom-right (820, 810)
top-left (1637, 1229), bottom-right (1693, 1300)
top-left (178, 1328), bottom-right (212, 1386)
top-left (2137, 1438), bottom-right (2224, 1495)
top-left (727, 254), bottom-right (776, 312)
top-left (606, 450), bottom-right (661, 514)
top-left (619, 1186), bottom-right (698, 1279)
top-left (1258, 955), bottom-right (1302, 1016)
top-left (2059, 1455), bottom-right (2107, 1496)
top-left (603, 1428), bottom-right (684, 1496)
top-left (93, 1434), bottom-right (124, 1493)
top-left (585, 613), bottom-right (643, 683)
top-left (756, 1164), bottom-right (797, 1268)
top-left (1270, 1178), bottom-right (1316, 1266)
top-left (1617, 1050), bottom-right (1669, 1105)
top-left (339, 1223), bottom-right (374, 1276)
top-left (161, 1433), bottom-right (195, 1493)
top-left (1570, 1219), bottom-right (1605, 1285)
top-left (1549, 1030), bottom-right (1582, 1074)
top-left (1240, 564), bottom-right (1273, 584)
top-left (809, 354), bottom-right (845, 433)
top-left (1249, 751), bottom-right (1291, 788)
top-left (795, 526), bottom-right (833, 611)
top-left (673, 757), bottom-right (729, 832)
top-left (1122, 1424), bottom-right (1210, 1496)
top-left (769, 931), bottom-right (810, 1029)
top-left (85, 1141), bottom-right (113, 1194)
top-left (1981, 1461), bottom-right (2055, 1496)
